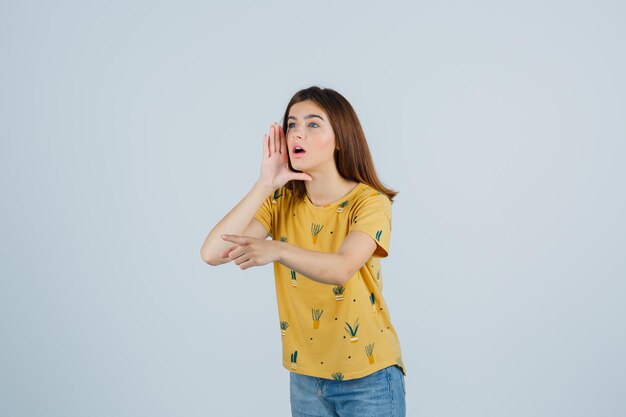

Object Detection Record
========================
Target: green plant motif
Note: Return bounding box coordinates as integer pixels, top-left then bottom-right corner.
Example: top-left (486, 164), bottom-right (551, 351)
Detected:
top-left (290, 350), bottom-right (298, 368)
top-left (369, 292), bottom-right (377, 313)
top-left (336, 200), bottom-right (350, 213)
top-left (280, 321), bottom-right (289, 336)
top-left (365, 343), bottom-right (375, 364)
top-left (311, 223), bottom-right (324, 244)
top-left (272, 189), bottom-right (283, 204)
top-left (375, 229), bottom-right (383, 241)
top-left (376, 269), bottom-right (381, 284)
top-left (331, 372), bottom-right (344, 380)
top-left (291, 270), bottom-right (298, 287)
top-left (312, 308), bottom-right (324, 329)
top-left (312, 309), bottom-right (324, 320)
top-left (280, 236), bottom-right (288, 243)
top-left (345, 318), bottom-right (360, 342)
top-left (333, 285), bottom-right (345, 300)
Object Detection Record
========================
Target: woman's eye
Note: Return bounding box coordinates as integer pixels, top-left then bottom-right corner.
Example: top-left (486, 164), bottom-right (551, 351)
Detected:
top-left (287, 122), bottom-right (318, 129)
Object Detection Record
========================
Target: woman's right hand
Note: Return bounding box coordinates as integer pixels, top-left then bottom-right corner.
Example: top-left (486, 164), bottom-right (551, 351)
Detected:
top-left (258, 122), bottom-right (313, 190)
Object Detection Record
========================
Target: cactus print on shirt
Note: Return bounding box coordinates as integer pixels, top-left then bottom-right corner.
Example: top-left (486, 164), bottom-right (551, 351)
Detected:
top-left (254, 182), bottom-right (406, 381)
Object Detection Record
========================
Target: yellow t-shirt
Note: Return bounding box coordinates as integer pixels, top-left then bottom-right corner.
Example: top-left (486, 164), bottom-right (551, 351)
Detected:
top-left (254, 181), bottom-right (406, 380)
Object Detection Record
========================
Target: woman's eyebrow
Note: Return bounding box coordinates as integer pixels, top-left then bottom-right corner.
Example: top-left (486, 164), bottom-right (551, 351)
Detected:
top-left (287, 114), bottom-right (325, 121)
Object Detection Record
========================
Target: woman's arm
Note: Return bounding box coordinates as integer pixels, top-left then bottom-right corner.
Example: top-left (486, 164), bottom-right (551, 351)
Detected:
top-left (220, 230), bottom-right (377, 286)
top-left (277, 230), bottom-right (377, 286)
top-left (200, 180), bottom-right (274, 265)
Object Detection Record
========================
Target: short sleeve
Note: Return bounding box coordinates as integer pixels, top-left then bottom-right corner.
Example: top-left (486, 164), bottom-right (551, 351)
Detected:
top-left (348, 192), bottom-right (392, 258)
top-left (253, 192), bottom-right (274, 236)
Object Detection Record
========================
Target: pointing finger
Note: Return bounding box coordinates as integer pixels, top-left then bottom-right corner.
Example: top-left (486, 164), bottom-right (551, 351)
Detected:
top-left (221, 234), bottom-right (245, 244)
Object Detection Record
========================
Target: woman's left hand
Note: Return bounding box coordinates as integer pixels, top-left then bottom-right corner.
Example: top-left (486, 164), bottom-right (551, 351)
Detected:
top-left (220, 234), bottom-right (280, 270)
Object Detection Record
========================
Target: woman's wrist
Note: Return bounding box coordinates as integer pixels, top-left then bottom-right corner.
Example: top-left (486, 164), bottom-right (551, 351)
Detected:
top-left (254, 179), bottom-right (276, 196)
top-left (273, 239), bottom-right (286, 263)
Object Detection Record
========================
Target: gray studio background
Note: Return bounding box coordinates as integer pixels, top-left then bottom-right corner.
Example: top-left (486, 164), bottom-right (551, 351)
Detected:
top-left (1, 1), bottom-right (624, 416)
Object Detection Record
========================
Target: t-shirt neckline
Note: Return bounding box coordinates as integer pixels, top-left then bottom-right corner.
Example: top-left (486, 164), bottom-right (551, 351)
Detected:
top-left (304, 182), bottom-right (364, 211)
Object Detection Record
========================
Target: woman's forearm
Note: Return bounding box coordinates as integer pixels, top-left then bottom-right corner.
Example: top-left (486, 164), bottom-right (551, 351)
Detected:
top-left (277, 242), bottom-right (348, 286)
top-left (200, 181), bottom-right (274, 265)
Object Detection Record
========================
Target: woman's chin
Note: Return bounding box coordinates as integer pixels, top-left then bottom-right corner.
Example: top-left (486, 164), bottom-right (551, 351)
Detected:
top-left (291, 159), bottom-right (305, 168)
top-left (291, 157), bottom-right (318, 173)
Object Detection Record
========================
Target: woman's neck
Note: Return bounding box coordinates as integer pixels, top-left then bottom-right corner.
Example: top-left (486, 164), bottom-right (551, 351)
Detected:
top-left (305, 175), bottom-right (359, 207)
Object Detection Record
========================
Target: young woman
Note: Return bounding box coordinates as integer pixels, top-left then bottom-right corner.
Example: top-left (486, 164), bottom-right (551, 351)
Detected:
top-left (200, 86), bottom-right (406, 417)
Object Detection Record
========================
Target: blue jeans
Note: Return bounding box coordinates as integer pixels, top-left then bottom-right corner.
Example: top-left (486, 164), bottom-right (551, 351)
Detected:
top-left (290, 365), bottom-right (406, 417)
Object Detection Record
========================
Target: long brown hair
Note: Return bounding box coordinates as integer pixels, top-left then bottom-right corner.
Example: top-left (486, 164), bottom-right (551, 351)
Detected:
top-left (281, 86), bottom-right (399, 203)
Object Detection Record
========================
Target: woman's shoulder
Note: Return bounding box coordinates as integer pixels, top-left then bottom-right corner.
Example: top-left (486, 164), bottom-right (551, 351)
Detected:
top-left (353, 183), bottom-right (391, 205)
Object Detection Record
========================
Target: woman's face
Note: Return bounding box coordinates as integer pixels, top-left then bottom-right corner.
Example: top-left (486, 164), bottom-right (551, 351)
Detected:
top-left (286, 100), bottom-right (336, 173)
